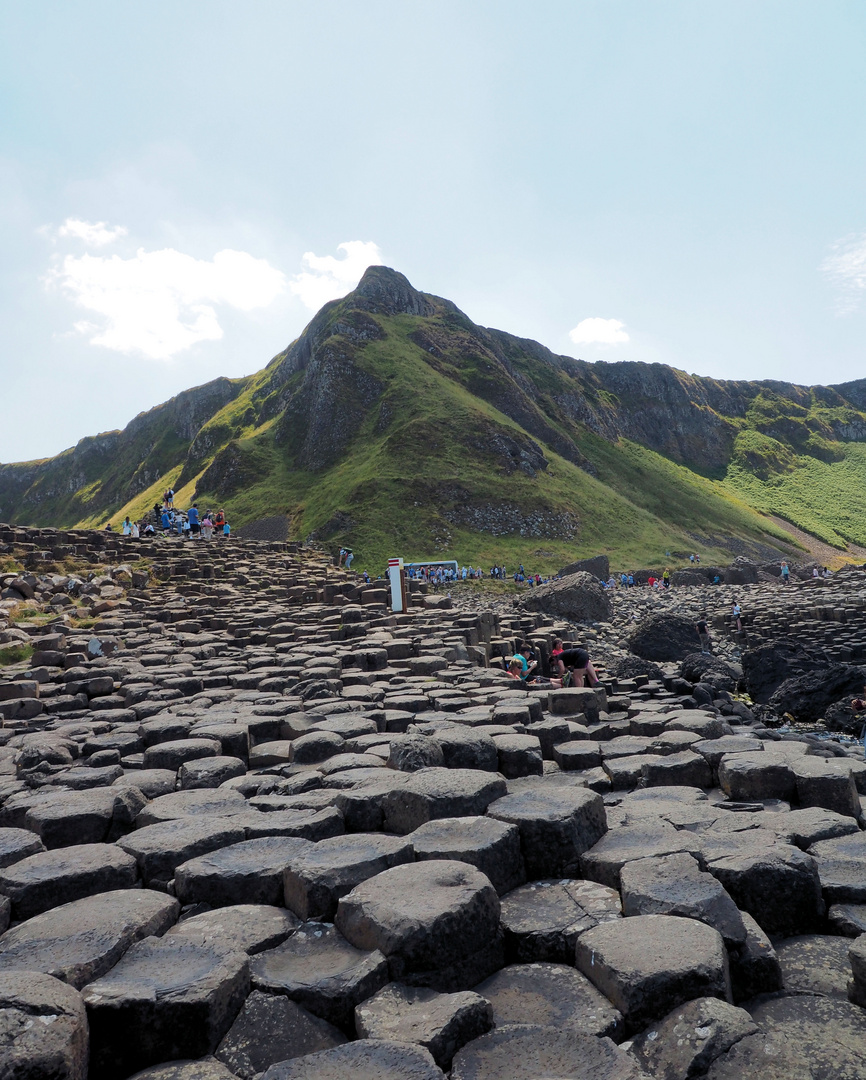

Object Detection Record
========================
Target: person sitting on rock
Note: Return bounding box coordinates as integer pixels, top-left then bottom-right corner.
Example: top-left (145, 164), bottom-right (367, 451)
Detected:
top-left (550, 638), bottom-right (565, 676)
top-left (510, 642), bottom-right (537, 681)
top-left (506, 658), bottom-right (525, 680)
top-left (558, 647), bottom-right (601, 688)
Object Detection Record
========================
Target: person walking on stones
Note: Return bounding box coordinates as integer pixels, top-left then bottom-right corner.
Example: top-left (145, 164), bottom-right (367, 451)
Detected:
top-left (662, 567), bottom-right (671, 588)
top-left (345, 549), bottom-right (354, 570)
top-left (695, 614), bottom-right (712, 654)
top-left (187, 503), bottom-right (200, 538)
top-left (732, 600), bottom-right (742, 633)
top-left (781, 560), bottom-right (790, 585)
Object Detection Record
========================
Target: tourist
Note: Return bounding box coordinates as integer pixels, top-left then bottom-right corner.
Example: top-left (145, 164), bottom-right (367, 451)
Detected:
top-left (187, 503), bottom-right (200, 538)
top-left (510, 641), bottom-right (537, 681)
top-left (550, 637), bottom-right (565, 676)
top-left (662, 568), bottom-right (671, 588)
top-left (559, 647), bottom-right (601, 688)
top-left (130, 521), bottom-right (140, 539)
top-left (160, 508), bottom-right (171, 534)
top-left (780, 560), bottom-right (790, 585)
top-left (505, 658), bottom-right (525, 681)
top-left (813, 566), bottom-right (821, 578)
top-left (201, 512), bottom-right (214, 540)
top-left (214, 509), bottom-right (226, 532)
top-left (695, 615), bottom-right (712, 654)
top-left (732, 601), bottom-right (742, 632)
top-left (222, 519), bottom-right (231, 538)
top-left (345, 549), bottom-right (354, 570)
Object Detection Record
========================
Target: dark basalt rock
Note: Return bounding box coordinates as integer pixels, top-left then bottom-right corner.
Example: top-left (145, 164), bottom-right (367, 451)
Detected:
top-left (769, 664), bottom-right (866, 722)
top-left (625, 613), bottom-right (704, 662)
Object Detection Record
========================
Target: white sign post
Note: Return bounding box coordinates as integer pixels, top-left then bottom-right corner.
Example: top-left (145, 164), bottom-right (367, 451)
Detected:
top-left (387, 557), bottom-right (406, 613)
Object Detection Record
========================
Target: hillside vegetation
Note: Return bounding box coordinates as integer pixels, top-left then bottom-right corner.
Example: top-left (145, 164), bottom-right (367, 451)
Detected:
top-left (2, 266), bottom-right (866, 572)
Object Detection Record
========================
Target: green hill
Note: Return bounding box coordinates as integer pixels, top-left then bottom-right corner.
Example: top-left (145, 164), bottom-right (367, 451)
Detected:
top-left (3, 266), bottom-right (866, 573)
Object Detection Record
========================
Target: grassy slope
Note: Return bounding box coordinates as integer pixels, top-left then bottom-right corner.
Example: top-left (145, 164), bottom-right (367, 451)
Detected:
top-left (98, 311), bottom-right (794, 573)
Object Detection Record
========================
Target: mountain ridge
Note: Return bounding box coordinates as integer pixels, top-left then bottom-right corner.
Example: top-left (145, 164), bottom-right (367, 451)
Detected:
top-left (3, 265), bottom-right (866, 570)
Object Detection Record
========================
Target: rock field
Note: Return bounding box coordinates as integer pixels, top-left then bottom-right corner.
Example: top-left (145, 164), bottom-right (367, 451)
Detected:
top-left (4, 523), bottom-right (866, 1078)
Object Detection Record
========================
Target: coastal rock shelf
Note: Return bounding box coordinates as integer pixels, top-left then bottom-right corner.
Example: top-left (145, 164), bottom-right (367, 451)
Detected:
top-left (2, 523), bottom-right (866, 1078)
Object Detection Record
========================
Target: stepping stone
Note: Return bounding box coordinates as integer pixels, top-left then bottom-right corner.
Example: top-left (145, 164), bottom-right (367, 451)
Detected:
top-left (718, 752), bottom-right (796, 802)
top-left (829, 902), bottom-right (866, 937)
top-left (382, 770), bottom-right (506, 835)
top-left (630, 996), bottom-right (758, 1080)
top-left (580, 822), bottom-right (700, 890)
top-left (0, 843), bottom-right (138, 920)
top-left (487, 787), bottom-right (607, 879)
top-left (603, 754), bottom-right (660, 789)
top-left (409, 816), bottom-right (525, 896)
top-left (728, 911), bottom-right (782, 1003)
top-left (429, 729), bottom-right (498, 771)
top-left (336, 860), bottom-right (501, 991)
top-left (491, 734), bottom-right (543, 778)
top-left (22, 787), bottom-right (145, 848)
top-left (791, 756), bottom-right (861, 818)
top-left (809, 830), bottom-right (866, 903)
top-left (112, 769), bottom-right (177, 798)
top-left (0, 825), bottom-right (44, 866)
top-left (666, 712), bottom-right (732, 740)
top-left (259, 1039), bottom-right (445, 1080)
top-left (387, 734), bottom-right (446, 772)
top-left (291, 730), bottom-right (346, 764)
top-left (284, 833), bottom-right (414, 920)
top-left (251, 921), bottom-right (389, 1029)
top-left (332, 775), bottom-right (413, 831)
top-left (168, 904), bottom-right (299, 954)
top-left (747, 994), bottom-right (866, 1080)
top-left (179, 755), bottom-right (247, 789)
top-left (355, 983), bottom-right (493, 1069)
top-left (236, 806), bottom-right (345, 842)
top-left (142, 737), bottom-right (222, 771)
top-left (474, 961), bottom-right (622, 1039)
top-left (83, 935), bottom-right (250, 1080)
top-left (175, 835), bottom-right (314, 907)
top-left (125, 1062), bottom-right (237, 1080)
top-left (135, 787), bottom-right (248, 826)
top-left (0, 971), bottom-right (88, 1080)
top-left (767, 806), bottom-right (859, 849)
top-left (553, 740), bottom-right (602, 771)
top-left (117, 818), bottom-right (247, 886)
top-left (0, 887), bottom-right (178, 988)
top-left (704, 1030), bottom-right (813, 1079)
top-left (621, 852), bottom-right (747, 946)
top-left (641, 750), bottom-right (712, 788)
top-left (776, 934), bottom-right (852, 998)
top-left (576, 915), bottom-right (731, 1034)
top-left (450, 1024), bottom-right (646, 1080)
top-left (707, 842), bottom-right (825, 937)
top-left (499, 878), bottom-right (621, 963)
top-left (216, 991), bottom-right (347, 1079)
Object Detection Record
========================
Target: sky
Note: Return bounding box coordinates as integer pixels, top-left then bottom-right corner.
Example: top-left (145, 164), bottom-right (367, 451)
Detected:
top-left (2, 1), bottom-right (866, 462)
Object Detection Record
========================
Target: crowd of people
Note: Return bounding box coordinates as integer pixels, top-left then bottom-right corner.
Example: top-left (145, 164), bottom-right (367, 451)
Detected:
top-left (505, 638), bottom-right (602, 688)
top-left (106, 488), bottom-right (231, 540)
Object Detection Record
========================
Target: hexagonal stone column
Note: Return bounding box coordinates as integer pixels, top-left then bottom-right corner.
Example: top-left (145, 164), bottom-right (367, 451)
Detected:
top-left (336, 860), bottom-right (502, 991)
top-left (82, 936), bottom-right (250, 1080)
top-left (175, 835), bottom-right (313, 907)
top-left (487, 786), bottom-right (607, 879)
top-left (0, 843), bottom-right (138, 920)
top-left (0, 971), bottom-right (89, 1080)
top-left (575, 914), bottom-right (731, 1033)
top-left (259, 1040), bottom-right (446, 1080)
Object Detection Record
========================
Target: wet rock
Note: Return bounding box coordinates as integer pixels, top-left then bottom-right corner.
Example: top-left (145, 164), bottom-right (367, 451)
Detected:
top-left (216, 991), bottom-right (347, 1079)
top-left (0, 887), bottom-right (179, 988)
top-left (575, 915), bottom-right (731, 1034)
top-left (474, 961), bottom-right (622, 1039)
top-left (354, 983), bottom-right (493, 1070)
top-left (0, 971), bottom-right (89, 1080)
top-left (335, 860), bottom-right (501, 991)
top-left (83, 935), bottom-right (250, 1080)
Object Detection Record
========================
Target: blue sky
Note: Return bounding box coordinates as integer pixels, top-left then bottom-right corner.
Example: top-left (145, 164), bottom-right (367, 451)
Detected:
top-left (2, 1), bottom-right (866, 462)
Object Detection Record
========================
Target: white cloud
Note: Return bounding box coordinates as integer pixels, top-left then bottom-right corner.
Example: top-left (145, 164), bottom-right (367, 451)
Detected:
top-left (47, 246), bottom-right (287, 360)
top-left (57, 217), bottom-right (128, 247)
top-left (820, 234), bottom-right (866, 314)
top-left (289, 240), bottom-right (383, 311)
top-left (569, 316), bottom-right (630, 346)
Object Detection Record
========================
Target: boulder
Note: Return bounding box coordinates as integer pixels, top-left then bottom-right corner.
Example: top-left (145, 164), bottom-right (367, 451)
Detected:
top-left (520, 571), bottom-right (612, 622)
top-left (741, 641), bottom-right (829, 704)
top-left (769, 664), bottom-right (866, 722)
top-left (625, 613), bottom-right (703, 662)
top-left (558, 555), bottom-right (610, 580)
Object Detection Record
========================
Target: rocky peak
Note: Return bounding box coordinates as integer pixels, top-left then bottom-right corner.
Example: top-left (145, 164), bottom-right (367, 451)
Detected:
top-left (351, 265), bottom-right (435, 318)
